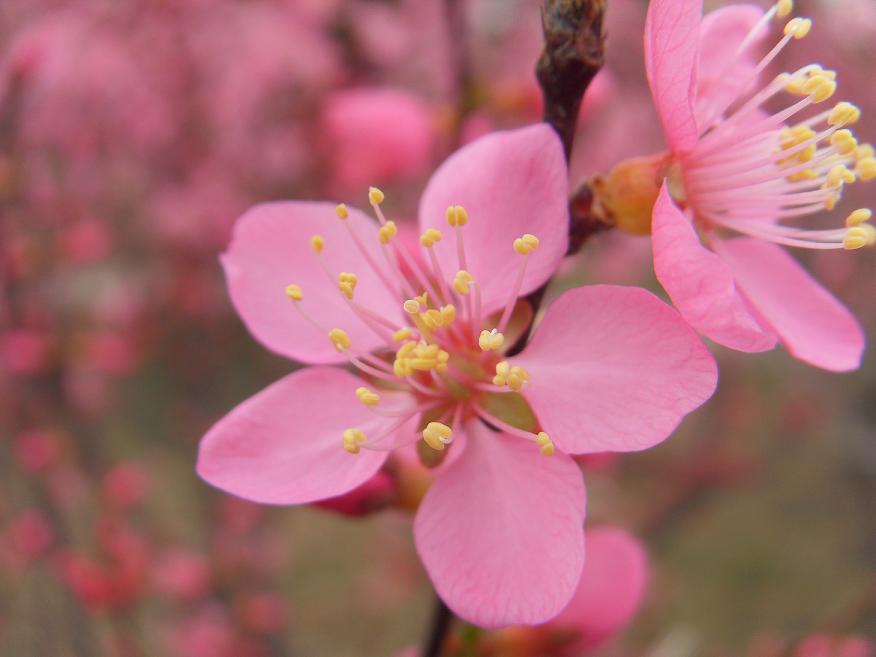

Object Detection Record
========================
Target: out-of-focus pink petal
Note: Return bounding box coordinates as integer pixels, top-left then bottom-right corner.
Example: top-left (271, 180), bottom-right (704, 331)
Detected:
top-left (553, 526), bottom-right (649, 651)
top-left (652, 184), bottom-right (777, 352)
top-left (221, 201), bottom-right (404, 364)
top-left (417, 125), bottom-right (568, 316)
top-left (645, 0), bottom-right (702, 152)
top-left (322, 87), bottom-right (436, 190)
top-left (414, 421), bottom-right (585, 628)
top-left (697, 4), bottom-right (767, 122)
top-left (713, 239), bottom-right (865, 372)
top-left (198, 367), bottom-right (409, 505)
top-left (516, 285), bottom-right (717, 454)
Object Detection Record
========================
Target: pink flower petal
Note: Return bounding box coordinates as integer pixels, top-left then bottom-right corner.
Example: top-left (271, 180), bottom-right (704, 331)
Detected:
top-left (697, 4), bottom-right (766, 121)
top-left (552, 526), bottom-right (649, 650)
top-left (222, 201), bottom-right (404, 364)
top-left (515, 285), bottom-right (717, 454)
top-left (414, 421), bottom-right (586, 628)
top-left (417, 125), bottom-right (568, 315)
top-left (645, 0), bottom-right (702, 152)
top-left (652, 184), bottom-right (778, 352)
top-left (713, 238), bottom-right (865, 372)
top-left (198, 367), bottom-right (408, 505)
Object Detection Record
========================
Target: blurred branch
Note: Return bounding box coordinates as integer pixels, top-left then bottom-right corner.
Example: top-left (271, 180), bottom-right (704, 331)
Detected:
top-left (444, 0), bottom-right (476, 143)
top-left (422, 595), bottom-right (454, 657)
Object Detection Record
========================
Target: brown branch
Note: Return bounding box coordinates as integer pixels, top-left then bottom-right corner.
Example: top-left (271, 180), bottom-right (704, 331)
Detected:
top-left (539, 0), bottom-right (612, 259)
top-left (536, 0), bottom-right (606, 161)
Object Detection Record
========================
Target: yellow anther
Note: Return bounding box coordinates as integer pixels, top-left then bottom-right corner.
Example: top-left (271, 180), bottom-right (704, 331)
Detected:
top-left (478, 329), bottom-right (505, 351)
top-left (338, 272), bottom-right (358, 300)
top-left (342, 428), bottom-right (368, 454)
top-left (421, 309), bottom-right (441, 330)
top-left (285, 284), bottom-right (303, 302)
top-left (328, 328), bottom-right (351, 352)
top-left (827, 165), bottom-right (856, 187)
top-left (506, 366), bottom-right (530, 392)
top-left (776, 0), bottom-right (793, 19)
top-left (422, 422), bottom-right (452, 451)
top-left (824, 191), bottom-right (840, 211)
top-left (785, 75), bottom-right (807, 96)
top-left (843, 225), bottom-right (875, 250)
top-left (493, 361), bottom-right (529, 391)
top-left (535, 432), bottom-right (555, 457)
top-left (335, 203), bottom-right (349, 220)
top-left (783, 17), bottom-right (811, 39)
top-left (422, 305), bottom-right (455, 330)
top-left (803, 74), bottom-right (836, 103)
top-left (393, 340), bottom-right (449, 377)
top-left (310, 235), bottom-right (326, 253)
top-left (341, 429), bottom-right (368, 454)
top-left (378, 221), bottom-right (398, 245)
top-left (355, 387), bottom-right (380, 407)
top-left (435, 350), bottom-right (450, 373)
top-left (452, 270), bottom-right (473, 295)
top-left (830, 130), bottom-right (858, 156)
top-left (420, 228), bottom-right (443, 247)
top-left (779, 125), bottom-right (817, 164)
top-left (445, 205), bottom-right (469, 227)
top-left (493, 361), bottom-right (510, 386)
top-left (392, 327), bottom-right (413, 342)
top-left (829, 102), bottom-right (861, 127)
top-left (856, 144), bottom-right (875, 162)
top-left (403, 299), bottom-right (421, 314)
top-left (787, 169), bottom-right (817, 183)
top-left (856, 157), bottom-right (876, 181)
top-left (781, 125), bottom-right (816, 149)
top-left (846, 209), bottom-right (872, 227)
top-left (513, 233), bottom-right (540, 255)
top-left (368, 186), bottom-right (385, 205)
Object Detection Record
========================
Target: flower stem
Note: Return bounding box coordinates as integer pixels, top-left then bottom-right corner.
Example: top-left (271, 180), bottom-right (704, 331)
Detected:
top-left (422, 595), bottom-right (454, 657)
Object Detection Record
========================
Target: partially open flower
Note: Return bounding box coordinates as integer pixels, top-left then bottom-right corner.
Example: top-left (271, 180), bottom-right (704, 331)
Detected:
top-left (602, 0), bottom-right (868, 371)
top-left (198, 125), bottom-right (717, 627)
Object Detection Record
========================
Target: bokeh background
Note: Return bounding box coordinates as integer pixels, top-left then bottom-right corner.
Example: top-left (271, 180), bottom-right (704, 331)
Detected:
top-left (1, 0), bottom-right (874, 655)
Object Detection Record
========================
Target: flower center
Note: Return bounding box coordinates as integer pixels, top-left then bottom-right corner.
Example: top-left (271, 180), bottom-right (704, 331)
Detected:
top-left (284, 188), bottom-right (556, 461)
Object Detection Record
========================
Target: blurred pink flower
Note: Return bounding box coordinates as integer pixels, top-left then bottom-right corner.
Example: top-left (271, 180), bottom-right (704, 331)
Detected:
top-left (322, 87), bottom-right (436, 192)
top-left (797, 635), bottom-right (874, 657)
top-left (1, 328), bottom-right (53, 374)
top-left (153, 548), bottom-right (212, 602)
top-left (58, 218), bottom-right (112, 264)
top-left (7, 510), bottom-right (55, 561)
top-left (237, 591), bottom-right (289, 635)
top-left (550, 526), bottom-right (648, 652)
top-left (645, 0), bottom-right (870, 370)
top-left (101, 462), bottom-right (152, 509)
top-left (197, 125), bottom-right (716, 626)
top-left (314, 469), bottom-right (396, 516)
top-left (13, 429), bottom-right (61, 473)
top-left (166, 605), bottom-right (235, 657)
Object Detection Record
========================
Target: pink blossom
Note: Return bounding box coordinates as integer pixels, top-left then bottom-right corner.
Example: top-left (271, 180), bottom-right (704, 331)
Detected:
top-left (322, 87), bottom-right (436, 192)
top-left (550, 527), bottom-right (648, 652)
top-left (197, 125), bottom-right (717, 627)
top-left (644, 0), bottom-right (871, 371)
